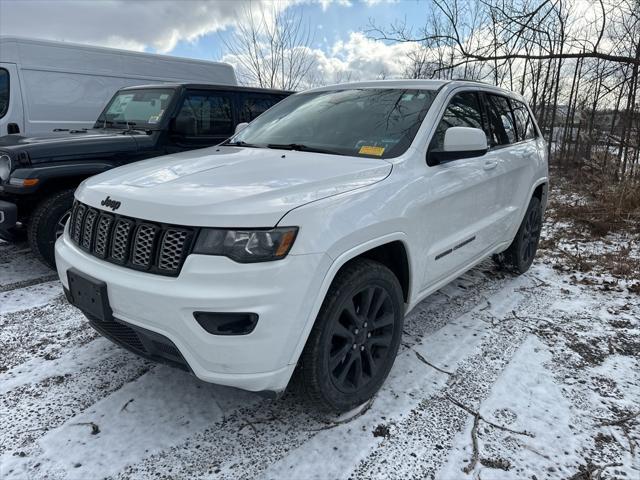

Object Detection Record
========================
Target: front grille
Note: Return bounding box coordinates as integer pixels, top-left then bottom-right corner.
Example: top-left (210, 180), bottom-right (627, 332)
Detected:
top-left (69, 201), bottom-right (195, 276)
top-left (95, 316), bottom-right (146, 352)
top-left (83, 311), bottom-right (190, 372)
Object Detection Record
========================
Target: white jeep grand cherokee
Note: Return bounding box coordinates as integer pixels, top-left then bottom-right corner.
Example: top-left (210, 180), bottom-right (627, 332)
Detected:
top-left (56, 80), bottom-right (548, 412)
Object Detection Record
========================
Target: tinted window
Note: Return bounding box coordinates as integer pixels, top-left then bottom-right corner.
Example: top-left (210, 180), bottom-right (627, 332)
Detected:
top-left (486, 95), bottom-right (517, 146)
top-left (239, 95), bottom-right (282, 123)
top-left (176, 92), bottom-right (233, 136)
top-left (0, 68), bottom-right (8, 119)
top-left (232, 89), bottom-right (438, 159)
top-left (430, 92), bottom-right (484, 152)
top-left (512, 100), bottom-right (536, 141)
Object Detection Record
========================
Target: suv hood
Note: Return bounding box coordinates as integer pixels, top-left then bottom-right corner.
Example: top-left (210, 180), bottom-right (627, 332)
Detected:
top-left (0, 129), bottom-right (141, 163)
top-left (77, 146), bottom-right (392, 227)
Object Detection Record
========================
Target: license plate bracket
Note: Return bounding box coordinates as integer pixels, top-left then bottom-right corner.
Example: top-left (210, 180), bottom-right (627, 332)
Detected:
top-left (67, 268), bottom-right (112, 322)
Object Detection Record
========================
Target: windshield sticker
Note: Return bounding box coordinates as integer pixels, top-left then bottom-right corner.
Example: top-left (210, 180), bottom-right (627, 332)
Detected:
top-left (148, 109), bottom-right (164, 124)
top-left (359, 145), bottom-right (385, 156)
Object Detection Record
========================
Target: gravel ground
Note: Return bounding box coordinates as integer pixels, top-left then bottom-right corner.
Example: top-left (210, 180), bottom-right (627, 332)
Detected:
top-left (0, 216), bottom-right (638, 479)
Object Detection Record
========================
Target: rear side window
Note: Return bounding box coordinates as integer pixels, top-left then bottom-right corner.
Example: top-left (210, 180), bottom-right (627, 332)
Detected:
top-left (430, 92), bottom-right (484, 152)
top-left (0, 68), bottom-right (8, 119)
top-left (176, 92), bottom-right (233, 136)
top-left (485, 95), bottom-right (517, 146)
top-left (239, 95), bottom-right (283, 123)
top-left (511, 100), bottom-right (536, 141)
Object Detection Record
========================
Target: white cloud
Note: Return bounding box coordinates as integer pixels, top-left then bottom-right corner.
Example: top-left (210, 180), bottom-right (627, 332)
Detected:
top-left (0, 0), bottom-right (292, 53)
top-left (223, 31), bottom-right (421, 88)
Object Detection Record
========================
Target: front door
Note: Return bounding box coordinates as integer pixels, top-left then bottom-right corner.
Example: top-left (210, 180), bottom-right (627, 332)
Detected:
top-left (166, 90), bottom-right (235, 153)
top-left (417, 91), bottom-right (503, 289)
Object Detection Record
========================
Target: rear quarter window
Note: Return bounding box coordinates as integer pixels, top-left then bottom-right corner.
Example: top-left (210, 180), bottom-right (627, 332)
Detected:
top-left (511, 99), bottom-right (537, 141)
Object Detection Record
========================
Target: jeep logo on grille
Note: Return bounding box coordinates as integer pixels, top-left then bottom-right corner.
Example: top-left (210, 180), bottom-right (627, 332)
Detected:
top-left (101, 196), bottom-right (121, 211)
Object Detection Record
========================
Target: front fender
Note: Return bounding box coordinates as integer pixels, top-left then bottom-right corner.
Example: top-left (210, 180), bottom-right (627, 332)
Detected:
top-left (285, 231), bottom-right (412, 367)
top-left (4, 162), bottom-right (115, 194)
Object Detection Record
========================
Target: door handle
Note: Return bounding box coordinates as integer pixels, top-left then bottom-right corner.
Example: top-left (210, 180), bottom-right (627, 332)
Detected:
top-left (483, 159), bottom-right (498, 170)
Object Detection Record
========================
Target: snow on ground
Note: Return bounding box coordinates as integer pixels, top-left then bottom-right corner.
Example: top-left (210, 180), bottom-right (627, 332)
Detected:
top-left (0, 223), bottom-right (638, 480)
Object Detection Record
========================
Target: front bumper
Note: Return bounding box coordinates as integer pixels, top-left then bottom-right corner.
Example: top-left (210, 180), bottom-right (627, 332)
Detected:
top-left (55, 233), bottom-right (331, 393)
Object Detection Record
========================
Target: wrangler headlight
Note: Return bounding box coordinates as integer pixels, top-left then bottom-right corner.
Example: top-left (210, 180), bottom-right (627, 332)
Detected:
top-left (0, 154), bottom-right (11, 182)
top-left (193, 227), bottom-right (298, 263)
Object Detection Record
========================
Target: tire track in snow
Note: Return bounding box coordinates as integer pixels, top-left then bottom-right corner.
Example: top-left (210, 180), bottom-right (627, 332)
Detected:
top-left (350, 266), bottom-right (554, 479)
top-left (0, 296), bottom-right (95, 373)
top-left (0, 240), bottom-right (55, 291)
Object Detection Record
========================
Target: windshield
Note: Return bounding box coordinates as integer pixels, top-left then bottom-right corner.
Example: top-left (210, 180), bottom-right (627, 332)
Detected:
top-left (0, 68), bottom-right (8, 119)
top-left (95, 88), bottom-right (175, 129)
top-left (230, 88), bottom-right (438, 159)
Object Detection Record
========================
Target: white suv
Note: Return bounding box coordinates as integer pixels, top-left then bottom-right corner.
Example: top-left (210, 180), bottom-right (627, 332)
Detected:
top-left (55, 80), bottom-right (548, 412)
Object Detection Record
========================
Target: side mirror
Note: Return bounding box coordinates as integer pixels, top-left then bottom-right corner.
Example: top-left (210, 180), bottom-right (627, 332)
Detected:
top-left (427, 127), bottom-right (488, 166)
top-left (234, 122), bottom-right (249, 134)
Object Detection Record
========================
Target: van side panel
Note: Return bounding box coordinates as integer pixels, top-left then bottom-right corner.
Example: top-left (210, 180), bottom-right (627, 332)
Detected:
top-left (20, 69), bottom-right (152, 133)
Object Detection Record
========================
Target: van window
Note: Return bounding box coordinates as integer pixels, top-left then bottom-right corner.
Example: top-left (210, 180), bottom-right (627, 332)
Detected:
top-left (176, 92), bottom-right (233, 136)
top-left (239, 95), bottom-right (283, 123)
top-left (0, 68), bottom-right (8, 119)
top-left (511, 100), bottom-right (536, 141)
top-left (430, 92), bottom-right (484, 153)
top-left (485, 95), bottom-right (517, 146)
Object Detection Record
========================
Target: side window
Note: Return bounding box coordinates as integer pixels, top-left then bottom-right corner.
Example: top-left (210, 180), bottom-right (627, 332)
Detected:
top-left (0, 68), bottom-right (9, 119)
top-left (511, 100), bottom-right (536, 141)
top-left (485, 95), bottom-right (517, 146)
top-left (239, 95), bottom-right (281, 123)
top-left (175, 92), bottom-right (233, 136)
top-left (430, 92), bottom-right (484, 153)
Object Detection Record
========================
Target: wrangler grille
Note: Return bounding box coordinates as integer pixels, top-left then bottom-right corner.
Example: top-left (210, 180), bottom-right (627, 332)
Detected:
top-left (69, 201), bottom-right (195, 276)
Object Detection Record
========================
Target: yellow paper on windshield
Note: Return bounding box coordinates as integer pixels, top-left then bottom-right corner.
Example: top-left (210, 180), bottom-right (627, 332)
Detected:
top-left (359, 146), bottom-right (385, 156)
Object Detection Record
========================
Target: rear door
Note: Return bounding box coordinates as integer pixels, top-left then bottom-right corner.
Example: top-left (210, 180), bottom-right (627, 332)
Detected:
top-left (0, 63), bottom-right (23, 135)
top-left (419, 90), bottom-right (503, 288)
top-left (483, 93), bottom-right (539, 240)
top-left (168, 89), bottom-right (235, 151)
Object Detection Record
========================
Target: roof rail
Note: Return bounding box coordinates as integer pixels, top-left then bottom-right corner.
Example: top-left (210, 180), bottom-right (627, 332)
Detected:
top-left (450, 78), bottom-right (493, 86)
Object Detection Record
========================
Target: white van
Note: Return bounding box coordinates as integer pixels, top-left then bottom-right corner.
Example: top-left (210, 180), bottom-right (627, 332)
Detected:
top-left (0, 36), bottom-right (237, 136)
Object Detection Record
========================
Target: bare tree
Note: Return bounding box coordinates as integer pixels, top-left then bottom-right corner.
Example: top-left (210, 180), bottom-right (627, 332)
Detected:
top-left (367, 0), bottom-right (640, 181)
top-left (222, 5), bottom-right (316, 90)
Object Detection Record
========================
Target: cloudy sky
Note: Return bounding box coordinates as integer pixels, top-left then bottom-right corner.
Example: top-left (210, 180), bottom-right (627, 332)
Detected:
top-left (0, 0), bottom-right (429, 84)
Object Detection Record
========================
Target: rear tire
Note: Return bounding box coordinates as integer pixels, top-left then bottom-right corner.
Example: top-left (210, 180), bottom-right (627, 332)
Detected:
top-left (298, 258), bottom-right (404, 413)
top-left (496, 196), bottom-right (543, 274)
top-left (28, 189), bottom-right (75, 269)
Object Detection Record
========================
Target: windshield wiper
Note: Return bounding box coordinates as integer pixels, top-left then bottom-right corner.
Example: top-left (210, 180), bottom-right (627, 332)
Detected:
top-left (266, 143), bottom-right (339, 155)
top-left (222, 140), bottom-right (261, 148)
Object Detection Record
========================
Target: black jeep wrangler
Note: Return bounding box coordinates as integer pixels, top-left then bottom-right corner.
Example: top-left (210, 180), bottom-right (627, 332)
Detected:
top-left (0, 83), bottom-right (291, 267)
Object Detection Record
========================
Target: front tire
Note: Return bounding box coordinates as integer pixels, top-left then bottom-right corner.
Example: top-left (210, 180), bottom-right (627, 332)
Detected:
top-left (298, 258), bottom-right (404, 413)
top-left (497, 196), bottom-right (543, 274)
top-left (28, 189), bottom-right (75, 269)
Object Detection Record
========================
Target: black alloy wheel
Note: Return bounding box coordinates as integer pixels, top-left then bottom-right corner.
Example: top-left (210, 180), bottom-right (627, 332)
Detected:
top-left (298, 258), bottom-right (404, 413)
top-left (328, 285), bottom-right (395, 393)
top-left (497, 196), bottom-right (543, 274)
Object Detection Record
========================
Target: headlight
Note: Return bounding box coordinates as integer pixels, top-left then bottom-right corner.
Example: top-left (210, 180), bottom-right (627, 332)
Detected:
top-left (0, 154), bottom-right (11, 182)
top-left (193, 227), bottom-right (298, 263)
